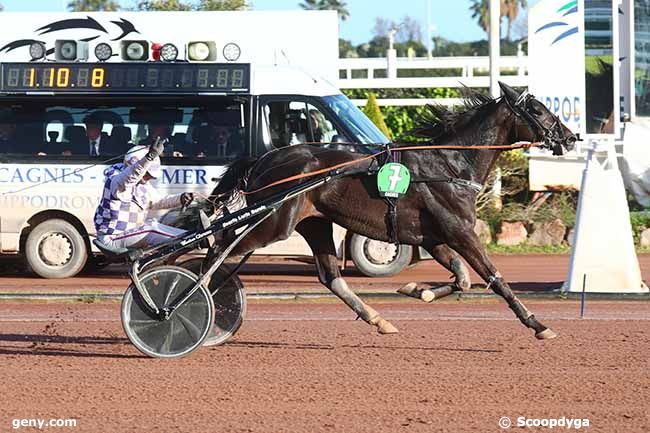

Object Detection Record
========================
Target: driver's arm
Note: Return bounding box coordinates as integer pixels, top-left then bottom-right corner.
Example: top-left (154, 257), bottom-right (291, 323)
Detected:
top-left (111, 157), bottom-right (151, 193)
top-left (148, 186), bottom-right (182, 210)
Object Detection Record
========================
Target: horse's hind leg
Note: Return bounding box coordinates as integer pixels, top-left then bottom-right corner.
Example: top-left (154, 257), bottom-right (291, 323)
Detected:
top-left (430, 244), bottom-right (472, 290)
top-left (296, 218), bottom-right (398, 335)
top-left (447, 228), bottom-right (556, 340)
top-left (397, 244), bottom-right (471, 302)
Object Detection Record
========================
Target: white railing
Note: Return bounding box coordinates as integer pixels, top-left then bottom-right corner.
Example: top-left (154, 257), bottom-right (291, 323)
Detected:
top-left (337, 55), bottom-right (529, 106)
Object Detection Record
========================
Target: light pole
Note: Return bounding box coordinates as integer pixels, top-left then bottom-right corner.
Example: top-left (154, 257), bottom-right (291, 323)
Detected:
top-left (427, 0), bottom-right (432, 59)
top-left (489, 0), bottom-right (500, 98)
top-left (387, 23), bottom-right (401, 79)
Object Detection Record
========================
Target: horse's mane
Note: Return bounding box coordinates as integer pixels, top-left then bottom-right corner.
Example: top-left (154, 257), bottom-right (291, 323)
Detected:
top-left (406, 86), bottom-right (498, 144)
top-left (211, 88), bottom-right (498, 199)
top-left (212, 156), bottom-right (258, 197)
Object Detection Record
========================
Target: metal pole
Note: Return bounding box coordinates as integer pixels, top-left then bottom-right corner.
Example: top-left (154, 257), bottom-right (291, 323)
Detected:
top-left (489, 0), bottom-right (500, 98)
top-left (387, 25), bottom-right (399, 79)
top-left (427, 0), bottom-right (432, 59)
top-left (580, 274), bottom-right (587, 319)
top-left (627, 0), bottom-right (636, 120)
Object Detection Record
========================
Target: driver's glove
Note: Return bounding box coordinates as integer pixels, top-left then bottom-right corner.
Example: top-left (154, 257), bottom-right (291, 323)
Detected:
top-left (180, 192), bottom-right (194, 208)
top-left (146, 137), bottom-right (166, 161)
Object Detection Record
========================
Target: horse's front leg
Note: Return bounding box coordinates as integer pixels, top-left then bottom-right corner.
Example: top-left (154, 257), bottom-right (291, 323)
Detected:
top-left (296, 218), bottom-right (398, 334)
top-left (446, 226), bottom-right (556, 340)
top-left (398, 243), bottom-right (472, 302)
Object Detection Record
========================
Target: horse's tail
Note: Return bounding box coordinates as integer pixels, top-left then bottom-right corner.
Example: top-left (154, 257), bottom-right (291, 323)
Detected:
top-left (212, 156), bottom-right (259, 196)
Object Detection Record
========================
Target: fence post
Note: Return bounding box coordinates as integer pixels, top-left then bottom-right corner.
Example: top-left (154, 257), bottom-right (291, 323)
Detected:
top-left (387, 51), bottom-right (397, 79)
top-left (517, 39), bottom-right (527, 77)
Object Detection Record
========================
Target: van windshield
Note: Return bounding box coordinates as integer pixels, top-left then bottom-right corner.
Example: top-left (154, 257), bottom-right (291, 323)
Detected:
top-left (0, 96), bottom-right (247, 160)
top-left (322, 95), bottom-right (390, 145)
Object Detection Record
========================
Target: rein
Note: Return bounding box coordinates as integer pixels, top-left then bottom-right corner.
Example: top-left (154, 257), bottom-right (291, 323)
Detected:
top-left (241, 140), bottom-right (543, 196)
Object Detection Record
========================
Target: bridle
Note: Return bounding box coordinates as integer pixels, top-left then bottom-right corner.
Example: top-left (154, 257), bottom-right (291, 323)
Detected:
top-left (503, 90), bottom-right (572, 156)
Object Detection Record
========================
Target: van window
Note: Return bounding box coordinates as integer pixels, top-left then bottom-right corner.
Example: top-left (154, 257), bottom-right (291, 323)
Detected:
top-left (260, 99), bottom-right (340, 149)
top-left (0, 97), bottom-right (248, 161)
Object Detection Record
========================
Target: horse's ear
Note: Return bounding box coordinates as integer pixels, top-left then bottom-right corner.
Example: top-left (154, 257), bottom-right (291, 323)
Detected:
top-left (498, 81), bottom-right (520, 103)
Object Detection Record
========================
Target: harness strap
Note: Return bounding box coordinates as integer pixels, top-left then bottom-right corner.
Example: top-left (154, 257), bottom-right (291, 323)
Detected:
top-left (412, 176), bottom-right (483, 192)
top-left (242, 141), bottom-right (541, 196)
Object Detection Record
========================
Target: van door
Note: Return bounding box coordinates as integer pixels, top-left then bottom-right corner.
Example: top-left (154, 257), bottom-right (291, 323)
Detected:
top-left (252, 95), bottom-right (347, 257)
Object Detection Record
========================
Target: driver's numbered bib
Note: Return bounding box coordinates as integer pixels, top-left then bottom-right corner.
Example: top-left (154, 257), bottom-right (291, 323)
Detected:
top-left (377, 163), bottom-right (411, 198)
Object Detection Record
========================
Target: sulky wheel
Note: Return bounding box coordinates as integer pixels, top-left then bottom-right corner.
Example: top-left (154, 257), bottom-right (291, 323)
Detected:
top-left (121, 266), bottom-right (214, 359)
top-left (179, 258), bottom-right (247, 347)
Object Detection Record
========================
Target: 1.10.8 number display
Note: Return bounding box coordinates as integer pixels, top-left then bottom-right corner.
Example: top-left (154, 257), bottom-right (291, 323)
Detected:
top-left (5, 67), bottom-right (105, 89)
top-left (0, 63), bottom-right (250, 93)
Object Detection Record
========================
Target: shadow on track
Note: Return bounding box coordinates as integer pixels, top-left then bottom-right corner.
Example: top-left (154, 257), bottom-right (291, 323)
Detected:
top-left (225, 340), bottom-right (501, 353)
top-left (0, 333), bottom-right (125, 345)
top-left (342, 344), bottom-right (502, 353)
top-left (225, 340), bottom-right (335, 350)
top-left (0, 333), bottom-right (146, 359)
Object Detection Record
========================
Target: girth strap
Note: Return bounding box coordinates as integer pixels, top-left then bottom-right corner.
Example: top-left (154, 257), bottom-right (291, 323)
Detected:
top-left (385, 197), bottom-right (399, 245)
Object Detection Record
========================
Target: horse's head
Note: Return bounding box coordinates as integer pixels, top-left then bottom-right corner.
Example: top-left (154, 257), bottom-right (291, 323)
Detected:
top-left (499, 82), bottom-right (577, 156)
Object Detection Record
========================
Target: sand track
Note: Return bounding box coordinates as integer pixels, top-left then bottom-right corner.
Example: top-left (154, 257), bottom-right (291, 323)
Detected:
top-left (0, 300), bottom-right (648, 433)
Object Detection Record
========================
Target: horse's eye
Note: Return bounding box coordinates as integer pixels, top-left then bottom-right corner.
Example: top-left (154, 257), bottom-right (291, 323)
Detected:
top-left (530, 105), bottom-right (544, 116)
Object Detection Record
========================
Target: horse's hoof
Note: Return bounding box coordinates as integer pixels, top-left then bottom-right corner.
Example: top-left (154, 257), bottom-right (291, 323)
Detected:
top-left (457, 278), bottom-right (471, 292)
top-left (535, 328), bottom-right (558, 340)
top-left (450, 258), bottom-right (471, 291)
top-left (396, 282), bottom-right (418, 297)
top-left (376, 318), bottom-right (399, 334)
top-left (420, 289), bottom-right (435, 303)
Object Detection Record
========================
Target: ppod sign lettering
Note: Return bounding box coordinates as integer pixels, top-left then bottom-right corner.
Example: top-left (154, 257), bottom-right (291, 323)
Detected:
top-left (541, 95), bottom-right (581, 124)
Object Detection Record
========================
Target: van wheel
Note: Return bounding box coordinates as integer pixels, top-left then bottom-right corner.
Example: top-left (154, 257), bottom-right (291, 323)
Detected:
top-left (25, 219), bottom-right (88, 279)
top-left (349, 234), bottom-right (412, 277)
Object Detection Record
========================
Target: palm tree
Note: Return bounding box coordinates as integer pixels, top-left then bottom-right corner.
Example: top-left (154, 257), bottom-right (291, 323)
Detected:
top-left (299, 0), bottom-right (349, 21)
top-left (503, 0), bottom-right (527, 41)
top-left (470, 0), bottom-right (490, 34)
top-left (469, 0), bottom-right (527, 41)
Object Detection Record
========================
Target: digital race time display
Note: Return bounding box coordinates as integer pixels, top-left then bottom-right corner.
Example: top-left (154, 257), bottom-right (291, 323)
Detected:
top-left (0, 62), bottom-right (250, 93)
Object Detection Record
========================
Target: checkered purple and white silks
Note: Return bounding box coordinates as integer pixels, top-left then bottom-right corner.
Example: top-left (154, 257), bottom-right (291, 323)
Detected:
top-left (94, 164), bottom-right (149, 236)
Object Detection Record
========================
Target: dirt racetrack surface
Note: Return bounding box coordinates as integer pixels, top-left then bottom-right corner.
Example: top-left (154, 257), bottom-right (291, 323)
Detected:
top-left (0, 300), bottom-right (648, 433)
top-left (1, 253), bottom-right (649, 295)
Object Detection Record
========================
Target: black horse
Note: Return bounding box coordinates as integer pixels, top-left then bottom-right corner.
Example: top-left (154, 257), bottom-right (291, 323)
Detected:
top-left (206, 82), bottom-right (576, 339)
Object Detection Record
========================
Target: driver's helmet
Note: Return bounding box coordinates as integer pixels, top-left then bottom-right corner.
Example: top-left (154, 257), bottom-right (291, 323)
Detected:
top-left (124, 145), bottom-right (162, 179)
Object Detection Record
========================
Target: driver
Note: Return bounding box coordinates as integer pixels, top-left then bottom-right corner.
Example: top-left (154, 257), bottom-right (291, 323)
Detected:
top-left (94, 139), bottom-right (193, 250)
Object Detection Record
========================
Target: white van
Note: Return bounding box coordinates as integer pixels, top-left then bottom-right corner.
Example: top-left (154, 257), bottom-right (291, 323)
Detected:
top-left (0, 11), bottom-right (415, 278)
